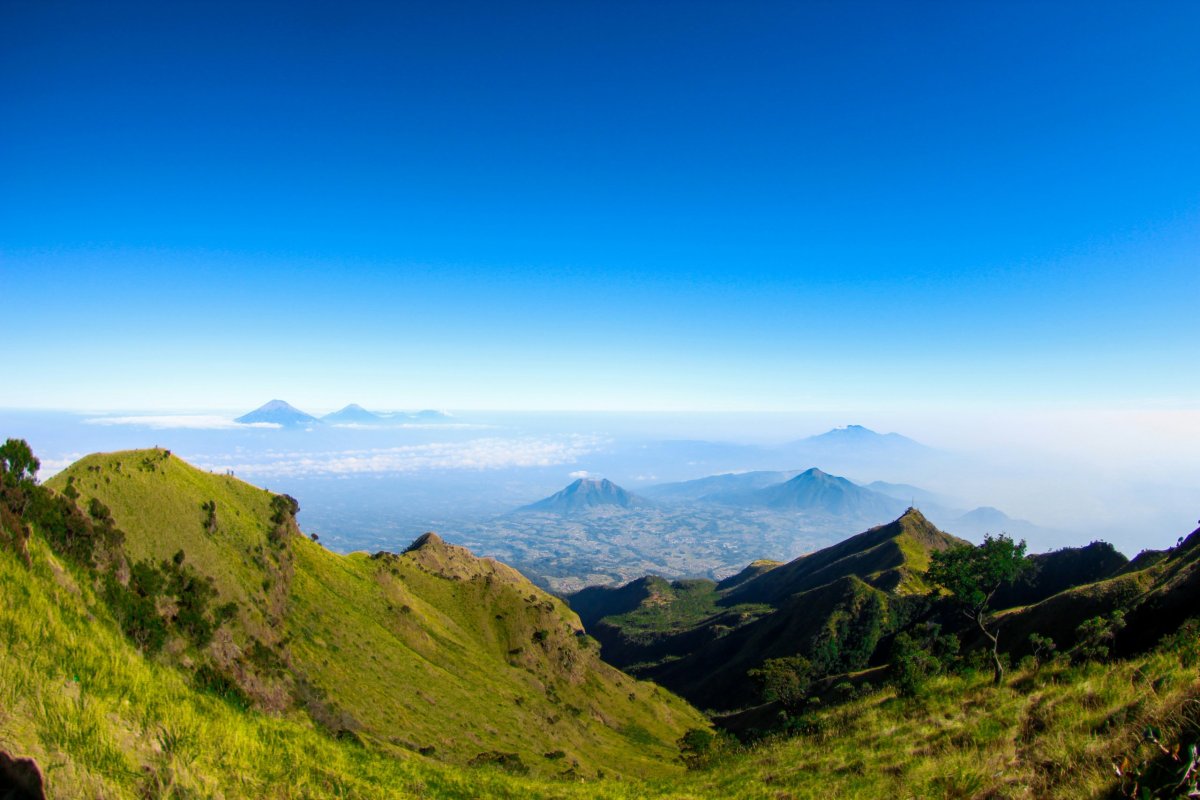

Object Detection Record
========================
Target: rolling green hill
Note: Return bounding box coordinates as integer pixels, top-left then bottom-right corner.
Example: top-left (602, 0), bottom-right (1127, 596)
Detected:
top-left (3, 442), bottom-right (1198, 799)
top-left (38, 449), bottom-right (706, 778)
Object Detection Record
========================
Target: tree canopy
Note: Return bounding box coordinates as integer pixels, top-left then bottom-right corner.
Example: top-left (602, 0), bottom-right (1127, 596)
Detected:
top-left (927, 534), bottom-right (1030, 684)
top-left (0, 438), bottom-right (40, 487)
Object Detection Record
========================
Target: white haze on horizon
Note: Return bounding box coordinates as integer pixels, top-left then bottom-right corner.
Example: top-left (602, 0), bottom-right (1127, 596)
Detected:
top-left (7, 405), bottom-right (1196, 556)
top-left (499, 406), bottom-right (1199, 553)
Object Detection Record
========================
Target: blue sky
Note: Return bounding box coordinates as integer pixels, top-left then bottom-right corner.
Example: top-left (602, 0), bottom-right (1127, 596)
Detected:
top-left (3, 1), bottom-right (1198, 412)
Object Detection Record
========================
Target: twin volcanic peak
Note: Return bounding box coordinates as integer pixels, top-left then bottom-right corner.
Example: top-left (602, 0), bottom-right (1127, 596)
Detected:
top-left (520, 468), bottom-right (906, 520)
top-left (234, 400), bottom-right (450, 427)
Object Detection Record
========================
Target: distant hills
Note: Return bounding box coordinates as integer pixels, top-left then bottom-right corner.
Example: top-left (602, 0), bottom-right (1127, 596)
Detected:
top-left (321, 403), bottom-right (382, 424)
top-left (764, 423), bottom-right (944, 481)
top-left (780, 424), bottom-right (931, 463)
top-left (515, 469), bottom-right (903, 519)
top-left (234, 399), bottom-right (319, 427)
top-left (643, 467), bottom-right (906, 520)
top-left (751, 468), bottom-right (906, 517)
top-left (642, 467), bottom-right (1065, 548)
top-left (790, 423), bottom-right (926, 451)
top-left (517, 478), bottom-right (650, 514)
top-left (234, 400), bottom-right (452, 427)
top-left (641, 470), bottom-right (800, 502)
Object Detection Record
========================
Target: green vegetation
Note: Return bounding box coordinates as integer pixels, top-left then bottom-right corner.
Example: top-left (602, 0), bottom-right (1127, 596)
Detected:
top-left (888, 622), bottom-right (959, 697)
top-left (573, 509), bottom-right (966, 712)
top-left (606, 578), bottom-right (726, 633)
top-left (6, 514), bottom-right (1198, 799)
top-left (22, 446), bottom-right (708, 780)
top-left (747, 656), bottom-right (813, 711)
top-left (4, 440), bottom-right (1200, 799)
top-left (927, 533), bottom-right (1031, 684)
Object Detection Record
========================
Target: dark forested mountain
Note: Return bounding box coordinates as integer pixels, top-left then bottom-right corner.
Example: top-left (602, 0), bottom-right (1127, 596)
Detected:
top-left (990, 541), bottom-right (1129, 609)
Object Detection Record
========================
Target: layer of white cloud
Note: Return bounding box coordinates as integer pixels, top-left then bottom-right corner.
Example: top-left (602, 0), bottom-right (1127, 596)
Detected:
top-left (194, 435), bottom-right (605, 477)
top-left (82, 415), bottom-right (281, 430)
top-left (568, 470), bottom-right (591, 479)
top-left (330, 422), bottom-right (494, 430)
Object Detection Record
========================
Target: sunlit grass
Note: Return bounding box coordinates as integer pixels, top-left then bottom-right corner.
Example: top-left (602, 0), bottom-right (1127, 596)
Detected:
top-left (3, 497), bottom-right (1197, 798)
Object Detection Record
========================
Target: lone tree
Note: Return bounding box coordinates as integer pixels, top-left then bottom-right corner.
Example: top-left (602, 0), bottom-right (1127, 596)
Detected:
top-left (927, 533), bottom-right (1030, 685)
top-left (0, 438), bottom-right (39, 488)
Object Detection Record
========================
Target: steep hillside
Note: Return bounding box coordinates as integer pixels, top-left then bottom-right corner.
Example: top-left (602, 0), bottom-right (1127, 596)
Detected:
top-left (643, 575), bottom-right (895, 711)
top-left (5, 525), bottom-right (1197, 800)
top-left (42, 450), bottom-right (706, 778)
top-left (991, 523), bottom-right (1200, 658)
top-left (569, 510), bottom-right (966, 711)
top-left (990, 540), bottom-right (1129, 609)
top-left (726, 507), bottom-right (966, 605)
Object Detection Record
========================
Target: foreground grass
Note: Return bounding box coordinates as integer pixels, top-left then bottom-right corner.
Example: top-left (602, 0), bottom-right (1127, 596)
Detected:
top-left (3, 532), bottom-right (1196, 798)
top-left (43, 451), bottom-right (707, 778)
top-left (683, 652), bottom-right (1200, 800)
top-left (0, 537), bottom-right (657, 799)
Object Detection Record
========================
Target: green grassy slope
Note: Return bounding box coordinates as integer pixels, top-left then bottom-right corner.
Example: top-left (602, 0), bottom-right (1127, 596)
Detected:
top-left (4, 533), bottom-right (1196, 799)
top-left (725, 508), bottom-right (965, 605)
top-left (47, 450), bottom-right (289, 645)
top-left (567, 510), bottom-right (964, 710)
top-left (43, 450), bottom-right (707, 778)
top-left (578, 577), bottom-right (775, 670)
top-left (6, 447), bottom-right (1200, 798)
top-left (642, 575), bottom-right (894, 711)
top-left (993, 523), bottom-right (1200, 658)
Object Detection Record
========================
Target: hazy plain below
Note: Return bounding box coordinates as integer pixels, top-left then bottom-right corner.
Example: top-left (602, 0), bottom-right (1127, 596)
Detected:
top-left (2, 406), bottom-right (1195, 590)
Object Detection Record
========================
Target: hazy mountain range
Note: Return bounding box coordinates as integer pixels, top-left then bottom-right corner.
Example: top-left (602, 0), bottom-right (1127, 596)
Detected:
top-left (234, 399), bottom-right (452, 427)
top-left (480, 462), bottom-right (1069, 591)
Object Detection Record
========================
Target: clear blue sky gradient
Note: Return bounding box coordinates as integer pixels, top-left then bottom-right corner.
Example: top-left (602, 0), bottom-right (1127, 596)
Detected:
top-left (3, 1), bottom-right (1198, 411)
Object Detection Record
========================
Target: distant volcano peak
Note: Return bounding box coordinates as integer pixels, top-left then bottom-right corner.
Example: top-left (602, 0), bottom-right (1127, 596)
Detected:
top-left (517, 477), bottom-right (649, 514)
top-left (235, 400), bottom-right (318, 427)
